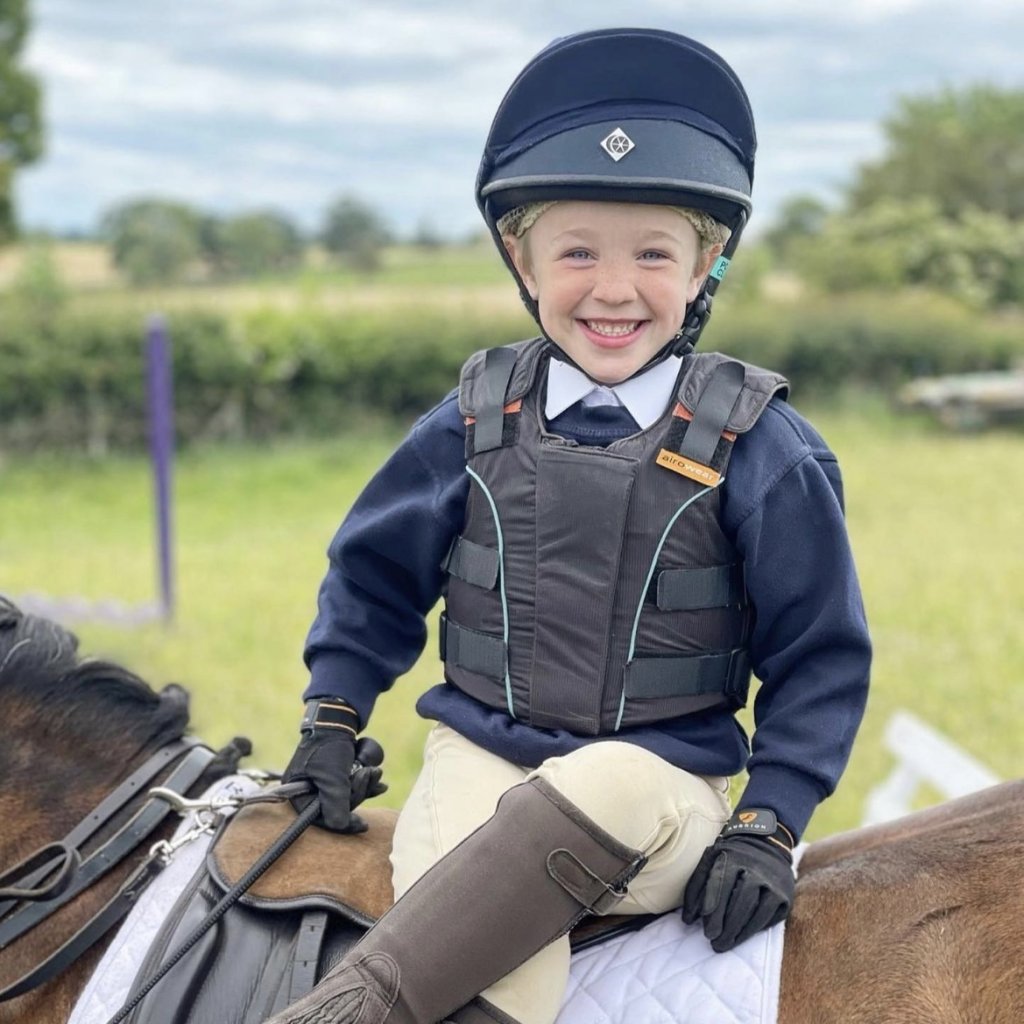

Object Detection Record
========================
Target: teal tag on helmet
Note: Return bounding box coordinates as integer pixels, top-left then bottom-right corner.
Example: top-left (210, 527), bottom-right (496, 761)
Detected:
top-left (711, 256), bottom-right (730, 281)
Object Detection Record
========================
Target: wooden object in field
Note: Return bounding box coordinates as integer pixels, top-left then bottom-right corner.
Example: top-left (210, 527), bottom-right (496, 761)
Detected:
top-left (862, 710), bottom-right (999, 826)
top-left (899, 368), bottom-right (1024, 429)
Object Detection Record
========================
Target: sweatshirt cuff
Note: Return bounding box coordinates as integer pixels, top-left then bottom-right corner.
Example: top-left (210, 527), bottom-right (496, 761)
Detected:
top-left (303, 653), bottom-right (387, 730)
top-left (737, 764), bottom-right (829, 842)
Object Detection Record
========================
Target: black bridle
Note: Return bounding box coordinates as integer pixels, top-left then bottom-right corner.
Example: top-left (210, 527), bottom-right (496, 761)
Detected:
top-left (0, 731), bottom-right (331, 1019)
top-left (0, 735), bottom-right (217, 1001)
top-left (0, 733), bottom-right (329, 1023)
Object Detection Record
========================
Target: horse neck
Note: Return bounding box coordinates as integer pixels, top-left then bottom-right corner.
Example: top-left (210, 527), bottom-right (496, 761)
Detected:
top-left (800, 777), bottom-right (1024, 874)
top-left (0, 728), bottom-right (216, 1024)
top-left (780, 778), bottom-right (1024, 1024)
top-left (0, 714), bottom-right (173, 869)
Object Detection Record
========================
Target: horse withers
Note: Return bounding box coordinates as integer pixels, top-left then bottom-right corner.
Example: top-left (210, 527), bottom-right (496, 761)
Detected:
top-left (0, 597), bottom-right (1022, 1024)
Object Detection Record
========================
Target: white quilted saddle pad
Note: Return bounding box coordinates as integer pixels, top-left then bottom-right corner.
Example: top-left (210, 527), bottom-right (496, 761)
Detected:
top-left (72, 781), bottom-right (787, 1024)
top-left (559, 913), bottom-right (785, 1024)
top-left (69, 775), bottom-right (261, 1024)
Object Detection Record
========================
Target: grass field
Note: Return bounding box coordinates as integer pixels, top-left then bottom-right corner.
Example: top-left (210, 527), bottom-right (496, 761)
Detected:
top-left (0, 238), bottom-right (804, 317)
top-left (2, 399), bottom-right (1022, 841)
top-left (0, 240), bottom-right (521, 316)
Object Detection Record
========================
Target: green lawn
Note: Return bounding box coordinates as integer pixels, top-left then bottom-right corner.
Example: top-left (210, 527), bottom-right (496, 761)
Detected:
top-left (2, 240), bottom-right (519, 318)
top-left (1, 401), bottom-right (1021, 839)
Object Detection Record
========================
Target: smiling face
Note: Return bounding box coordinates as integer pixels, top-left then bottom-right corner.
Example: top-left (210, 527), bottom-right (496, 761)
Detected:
top-left (505, 202), bottom-right (721, 384)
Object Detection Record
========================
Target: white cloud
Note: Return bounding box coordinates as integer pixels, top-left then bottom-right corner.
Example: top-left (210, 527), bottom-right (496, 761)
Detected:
top-left (232, 6), bottom-right (525, 61)
top-left (28, 35), bottom-right (347, 126)
top-left (24, 22), bottom-right (518, 133)
top-left (15, 0), bottom-right (1024, 235)
top-left (644, 0), bottom-right (1015, 21)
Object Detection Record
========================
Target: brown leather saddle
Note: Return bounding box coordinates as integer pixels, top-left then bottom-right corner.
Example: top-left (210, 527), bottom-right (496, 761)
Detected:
top-left (123, 803), bottom-right (652, 1023)
top-left (212, 802), bottom-right (646, 942)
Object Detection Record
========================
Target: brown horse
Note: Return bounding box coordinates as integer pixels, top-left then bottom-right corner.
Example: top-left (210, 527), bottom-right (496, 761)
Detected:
top-left (1, 598), bottom-right (1022, 1024)
top-left (0, 600), bottom-right (249, 1024)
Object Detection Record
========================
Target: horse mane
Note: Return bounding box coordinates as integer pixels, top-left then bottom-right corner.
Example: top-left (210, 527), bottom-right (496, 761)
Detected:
top-left (0, 595), bottom-right (191, 760)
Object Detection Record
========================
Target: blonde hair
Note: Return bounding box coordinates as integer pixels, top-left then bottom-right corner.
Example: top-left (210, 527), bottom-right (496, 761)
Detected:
top-left (497, 201), bottom-right (730, 253)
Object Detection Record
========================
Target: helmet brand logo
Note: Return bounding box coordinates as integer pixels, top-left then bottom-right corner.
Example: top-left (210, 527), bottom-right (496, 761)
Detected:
top-left (600, 127), bottom-right (635, 162)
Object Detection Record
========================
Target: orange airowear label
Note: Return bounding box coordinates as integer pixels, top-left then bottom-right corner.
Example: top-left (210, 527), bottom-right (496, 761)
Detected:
top-left (671, 403), bottom-right (738, 441)
top-left (464, 399), bottom-right (523, 425)
top-left (656, 449), bottom-right (722, 486)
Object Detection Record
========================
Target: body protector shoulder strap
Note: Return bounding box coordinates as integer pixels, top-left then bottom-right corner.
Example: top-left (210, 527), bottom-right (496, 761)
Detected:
top-left (441, 338), bottom-right (788, 736)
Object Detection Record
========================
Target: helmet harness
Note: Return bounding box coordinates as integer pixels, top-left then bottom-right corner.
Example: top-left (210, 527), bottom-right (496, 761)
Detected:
top-left (475, 28), bottom-right (757, 380)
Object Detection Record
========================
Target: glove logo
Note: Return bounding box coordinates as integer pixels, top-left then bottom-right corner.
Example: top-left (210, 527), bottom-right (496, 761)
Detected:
top-left (738, 811), bottom-right (758, 824)
top-left (600, 127), bottom-right (635, 162)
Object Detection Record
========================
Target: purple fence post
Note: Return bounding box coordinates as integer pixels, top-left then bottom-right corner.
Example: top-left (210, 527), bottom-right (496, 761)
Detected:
top-left (146, 315), bottom-right (175, 623)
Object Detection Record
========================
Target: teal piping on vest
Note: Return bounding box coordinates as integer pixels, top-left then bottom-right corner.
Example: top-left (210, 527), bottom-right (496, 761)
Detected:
top-left (465, 465), bottom-right (516, 719)
top-left (615, 480), bottom-right (721, 732)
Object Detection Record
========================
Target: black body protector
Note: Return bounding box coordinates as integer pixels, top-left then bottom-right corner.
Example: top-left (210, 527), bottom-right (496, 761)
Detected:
top-left (440, 338), bottom-right (788, 736)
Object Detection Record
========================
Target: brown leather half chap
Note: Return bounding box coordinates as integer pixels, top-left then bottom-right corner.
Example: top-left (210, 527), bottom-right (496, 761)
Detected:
top-left (265, 776), bottom-right (646, 1024)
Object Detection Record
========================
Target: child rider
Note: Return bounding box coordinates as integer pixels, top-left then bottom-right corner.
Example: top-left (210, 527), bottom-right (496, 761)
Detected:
top-left (273, 27), bottom-right (871, 1024)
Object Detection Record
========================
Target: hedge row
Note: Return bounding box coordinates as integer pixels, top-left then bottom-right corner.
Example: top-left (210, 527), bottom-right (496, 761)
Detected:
top-left (1, 293), bottom-right (1020, 451)
top-left (711, 292), bottom-right (1023, 393)
top-left (0, 306), bottom-right (530, 451)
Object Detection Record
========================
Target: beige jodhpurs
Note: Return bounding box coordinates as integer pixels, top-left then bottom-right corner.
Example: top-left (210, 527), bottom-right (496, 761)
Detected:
top-left (390, 723), bottom-right (731, 1024)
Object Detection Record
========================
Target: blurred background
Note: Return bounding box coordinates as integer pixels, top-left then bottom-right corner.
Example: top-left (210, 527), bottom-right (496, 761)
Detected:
top-left (1, 1), bottom-right (1022, 839)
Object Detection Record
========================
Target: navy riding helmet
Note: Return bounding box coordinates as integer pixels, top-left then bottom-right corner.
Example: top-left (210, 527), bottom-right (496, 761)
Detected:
top-left (476, 27), bottom-right (756, 361)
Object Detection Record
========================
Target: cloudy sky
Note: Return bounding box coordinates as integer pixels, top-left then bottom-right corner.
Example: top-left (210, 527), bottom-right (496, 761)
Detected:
top-left (14, 0), bottom-right (1024, 239)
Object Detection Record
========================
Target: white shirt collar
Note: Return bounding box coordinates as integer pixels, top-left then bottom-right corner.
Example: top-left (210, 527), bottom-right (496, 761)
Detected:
top-left (545, 355), bottom-right (683, 430)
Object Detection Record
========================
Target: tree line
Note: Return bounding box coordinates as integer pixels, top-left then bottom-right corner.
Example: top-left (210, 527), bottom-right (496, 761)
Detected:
top-left (67, 83), bottom-right (1024, 302)
top-left (763, 85), bottom-right (1024, 308)
top-left (3, 0), bottom-right (1024, 304)
top-left (0, 3), bottom-right (448, 285)
top-left (98, 194), bottom-right (408, 285)
top-left (0, 0), bottom-right (42, 244)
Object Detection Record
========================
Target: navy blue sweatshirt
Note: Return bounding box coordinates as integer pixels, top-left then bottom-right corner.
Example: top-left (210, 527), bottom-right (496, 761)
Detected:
top-left (304, 375), bottom-right (871, 839)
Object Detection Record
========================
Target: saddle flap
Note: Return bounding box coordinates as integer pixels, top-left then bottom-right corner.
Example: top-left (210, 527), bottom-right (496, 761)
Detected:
top-left (207, 800), bottom-right (661, 950)
top-left (207, 802), bottom-right (397, 927)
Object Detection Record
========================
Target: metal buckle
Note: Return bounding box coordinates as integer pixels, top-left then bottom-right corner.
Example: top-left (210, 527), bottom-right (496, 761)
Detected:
top-left (148, 786), bottom-right (247, 817)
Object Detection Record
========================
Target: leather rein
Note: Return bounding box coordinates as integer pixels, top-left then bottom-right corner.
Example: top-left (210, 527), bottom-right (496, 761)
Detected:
top-left (0, 735), bottom-right (217, 1002)
top-left (0, 732), bottom-right (324, 1024)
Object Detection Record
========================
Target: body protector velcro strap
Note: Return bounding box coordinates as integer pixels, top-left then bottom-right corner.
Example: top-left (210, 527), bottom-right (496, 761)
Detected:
top-left (473, 347), bottom-right (519, 453)
top-left (446, 343), bottom-right (785, 733)
top-left (654, 563), bottom-right (746, 611)
top-left (677, 359), bottom-right (746, 465)
top-left (442, 536), bottom-right (500, 590)
top-left (624, 648), bottom-right (750, 701)
top-left (439, 613), bottom-right (507, 680)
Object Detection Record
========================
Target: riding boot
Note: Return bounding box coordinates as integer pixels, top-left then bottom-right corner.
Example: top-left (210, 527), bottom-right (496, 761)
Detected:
top-left (265, 776), bottom-right (646, 1024)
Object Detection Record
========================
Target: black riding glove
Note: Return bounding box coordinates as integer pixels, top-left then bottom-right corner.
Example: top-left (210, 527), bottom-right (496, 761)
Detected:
top-left (282, 698), bottom-right (387, 834)
top-left (681, 808), bottom-right (795, 953)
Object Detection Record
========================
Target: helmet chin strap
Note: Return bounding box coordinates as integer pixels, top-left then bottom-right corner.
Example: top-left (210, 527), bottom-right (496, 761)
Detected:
top-left (536, 267), bottom-right (716, 384)
top-left (671, 207), bottom-right (747, 358)
top-left (519, 275), bottom-right (695, 383)
top-left (543, 327), bottom-right (690, 383)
